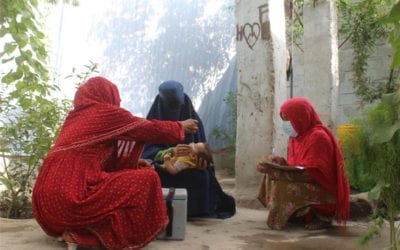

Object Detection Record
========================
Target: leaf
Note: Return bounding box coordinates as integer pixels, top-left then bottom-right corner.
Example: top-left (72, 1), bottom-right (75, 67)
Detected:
top-left (381, 90), bottom-right (400, 105)
top-left (0, 28), bottom-right (8, 38)
top-left (380, 1), bottom-right (400, 24)
top-left (2, 71), bottom-right (17, 84)
top-left (367, 91), bottom-right (400, 144)
top-left (15, 55), bottom-right (24, 65)
top-left (36, 31), bottom-right (45, 39)
top-left (15, 81), bottom-right (26, 91)
top-left (390, 48), bottom-right (400, 68)
top-left (368, 181), bottom-right (389, 201)
top-left (2, 56), bottom-right (15, 64)
top-left (0, 176), bottom-right (13, 191)
top-left (4, 43), bottom-right (18, 54)
top-left (370, 122), bottom-right (400, 144)
top-left (20, 98), bottom-right (32, 110)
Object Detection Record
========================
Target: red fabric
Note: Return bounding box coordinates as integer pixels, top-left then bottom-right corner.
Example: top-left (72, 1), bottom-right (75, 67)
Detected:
top-left (280, 97), bottom-right (350, 224)
top-left (32, 77), bottom-right (186, 249)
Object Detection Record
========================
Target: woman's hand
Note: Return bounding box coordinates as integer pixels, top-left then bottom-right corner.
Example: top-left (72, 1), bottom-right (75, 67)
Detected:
top-left (173, 144), bottom-right (193, 157)
top-left (256, 162), bottom-right (271, 174)
top-left (180, 119), bottom-right (199, 134)
top-left (195, 156), bottom-right (208, 169)
top-left (138, 159), bottom-right (153, 169)
top-left (268, 155), bottom-right (287, 166)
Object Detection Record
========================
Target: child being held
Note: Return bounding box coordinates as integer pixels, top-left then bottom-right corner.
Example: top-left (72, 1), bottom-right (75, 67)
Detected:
top-left (162, 142), bottom-right (212, 175)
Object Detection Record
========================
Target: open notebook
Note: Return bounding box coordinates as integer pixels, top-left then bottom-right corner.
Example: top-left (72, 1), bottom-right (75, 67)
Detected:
top-left (260, 161), bottom-right (304, 171)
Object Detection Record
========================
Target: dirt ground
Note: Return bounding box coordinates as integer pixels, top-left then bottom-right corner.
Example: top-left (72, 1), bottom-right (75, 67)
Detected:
top-left (0, 168), bottom-right (396, 250)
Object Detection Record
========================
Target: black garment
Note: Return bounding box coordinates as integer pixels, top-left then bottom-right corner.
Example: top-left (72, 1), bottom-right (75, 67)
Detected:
top-left (142, 80), bottom-right (235, 218)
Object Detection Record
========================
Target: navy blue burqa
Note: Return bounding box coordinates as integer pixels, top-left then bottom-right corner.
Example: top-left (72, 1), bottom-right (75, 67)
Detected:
top-left (142, 80), bottom-right (235, 218)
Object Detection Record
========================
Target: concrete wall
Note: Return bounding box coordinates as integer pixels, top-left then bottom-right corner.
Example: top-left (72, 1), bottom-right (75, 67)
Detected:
top-left (337, 41), bottom-right (393, 125)
top-left (290, 14), bottom-right (393, 129)
top-left (291, 40), bottom-right (393, 129)
top-left (235, 0), bottom-right (287, 206)
top-left (234, 0), bottom-right (393, 206)
top-left (302, 0), bottom-right (339, 128)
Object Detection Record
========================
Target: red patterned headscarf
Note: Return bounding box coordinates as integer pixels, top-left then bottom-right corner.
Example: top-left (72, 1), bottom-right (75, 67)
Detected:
top-left (280, 97), bottom-right (350, 224)
top-left (52, 77), bottom-right (149, 166)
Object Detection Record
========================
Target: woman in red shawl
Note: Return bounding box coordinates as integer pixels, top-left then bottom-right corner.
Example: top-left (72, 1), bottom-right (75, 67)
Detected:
top-left (32, 76), bottom-right (199, 249)
top-left (256, 97), bottom-right (350, 230)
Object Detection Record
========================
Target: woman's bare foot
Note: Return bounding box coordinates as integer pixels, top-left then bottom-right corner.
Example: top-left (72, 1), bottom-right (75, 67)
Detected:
top-left (62, 231), bottom-right (78, 250)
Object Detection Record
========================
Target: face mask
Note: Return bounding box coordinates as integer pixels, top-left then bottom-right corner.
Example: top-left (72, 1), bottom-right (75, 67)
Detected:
top-left (283, 120), bottom-right (298, 137)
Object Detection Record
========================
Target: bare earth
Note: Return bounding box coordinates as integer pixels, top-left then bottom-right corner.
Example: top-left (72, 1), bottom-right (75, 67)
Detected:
top-left (0, 170), bottom-right (395, 250)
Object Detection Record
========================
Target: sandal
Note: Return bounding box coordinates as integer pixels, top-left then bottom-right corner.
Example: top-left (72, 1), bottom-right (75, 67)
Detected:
top-left (304, 219), bottom-right (332, 230)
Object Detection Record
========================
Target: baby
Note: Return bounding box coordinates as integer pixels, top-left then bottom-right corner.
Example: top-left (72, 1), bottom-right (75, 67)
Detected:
top-left (162, 142), bottom-right (212, 175)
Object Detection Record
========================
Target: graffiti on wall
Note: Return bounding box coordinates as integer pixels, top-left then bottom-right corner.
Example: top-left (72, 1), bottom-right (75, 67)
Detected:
top-left (236, 4), bottom-right (270, 50)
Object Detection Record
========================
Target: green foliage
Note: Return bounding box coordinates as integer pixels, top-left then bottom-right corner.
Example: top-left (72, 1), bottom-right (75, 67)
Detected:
top-left (289, 1), bottom-right (399, 103)
top-left (350, 90), bottom-right (400, 248)
top-left (0, 59), bottom-right (98, 218)
top-left (359, 208), bottom-right (385, 245)
top-left (339, 124), bottom-right (376, 191)
top-left (212, 91), bottom-right (237, 150)
top-left (286, 0), bottom-right (305, 52)
top-left (1, 0), bottom-right (52, 218)
top-left (65, 60), bottom-right (99, 89)
top-left (0, 0), bottom-right (80, 218)
top-left (380, 1), bottom-right (400, 68)
top-left (0, 99), bottom-right (69, 219)
top-left (343, 152), bottom-right (376, 191)
top-left (1, 0), bottom-right (53, 98)
top-left (338, 0), bottom-right (397, 103)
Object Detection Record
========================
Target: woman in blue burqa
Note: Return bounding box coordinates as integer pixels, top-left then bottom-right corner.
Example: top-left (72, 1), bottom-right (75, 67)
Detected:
top-left (142, 80), bottom-right (236, 219)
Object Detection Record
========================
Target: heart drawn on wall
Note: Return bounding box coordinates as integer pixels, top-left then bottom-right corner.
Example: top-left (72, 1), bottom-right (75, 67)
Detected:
top-left (243, 23), bottom-right (260, 50)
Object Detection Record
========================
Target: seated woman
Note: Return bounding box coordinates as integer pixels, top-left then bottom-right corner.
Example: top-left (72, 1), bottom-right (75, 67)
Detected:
top-left (142, 80), bottom-right (236, 219)
top-left (162, 142), bottom-right (212, 175)
top-left (256, 97), bottom-right (350, 230)
top-left (32, 77), bottom-right (200, 249)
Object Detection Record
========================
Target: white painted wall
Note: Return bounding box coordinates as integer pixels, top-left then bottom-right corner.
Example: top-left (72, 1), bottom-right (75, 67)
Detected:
top-left (290, 39), bottom-right (393, 132)
top-left (303, 0), bottom-right (339, 128)
top-left (289, 3), bottom-right (393, 131)
top-left (337, 41), bottom-right (393, 125)
top-left (235, 0), bottom-right (287, 206)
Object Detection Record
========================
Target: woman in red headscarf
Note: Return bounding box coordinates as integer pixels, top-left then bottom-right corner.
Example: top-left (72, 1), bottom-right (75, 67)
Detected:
top-left (256, 97), bottom-right (349, 230)
top-left (32, 77), bottom-right (199, 249)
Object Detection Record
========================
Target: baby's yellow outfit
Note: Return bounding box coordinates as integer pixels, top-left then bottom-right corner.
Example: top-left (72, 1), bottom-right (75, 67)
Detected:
top-left (170, 154), bottom-right (197, 171)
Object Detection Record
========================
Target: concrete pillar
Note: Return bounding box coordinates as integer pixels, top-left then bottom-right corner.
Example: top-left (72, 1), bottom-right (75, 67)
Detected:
top-left (303, 0), bottom-right (339, 128)
top-left (235, 0), bottom-right (287, 207)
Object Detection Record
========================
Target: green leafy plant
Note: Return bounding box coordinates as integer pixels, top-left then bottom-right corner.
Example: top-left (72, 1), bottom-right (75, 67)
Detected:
top-left (339, 124), bottom-right (376, 192)
top-left (352, 90), bottom-right (400, 249)
top-left (0, 99), bottom-right (69, 218)
top-left (338, 0), bottom-right (397, 103)
top-left (0, 0), bottom-right (81, 218)
top-left (288, 0), bottom-right (398, 103)
top-left (212, 91), bottom-right (237, 150)
top-left (380, 1), bottom-right (400, 69)
top-left (66, 60), bottom-right (99, 88)
top-left (211, 91), bottom-right (237, 174)
top-left (0, 60), bottom-right (97, 218)
top-left (1, 0), bottom-right (60, 218)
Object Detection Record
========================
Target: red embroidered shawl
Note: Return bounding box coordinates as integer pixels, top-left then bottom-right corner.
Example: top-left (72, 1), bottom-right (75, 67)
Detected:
top-left (280, 97), bottom-right (350, 223)
top-left (53, 77), bottom-right (146, 164)
top-left (32, 77), bottom-right (185, 249)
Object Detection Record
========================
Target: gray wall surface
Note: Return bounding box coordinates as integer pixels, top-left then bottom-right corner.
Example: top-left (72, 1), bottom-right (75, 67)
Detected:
top-left (290, 40), bottom-right (393, 130)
